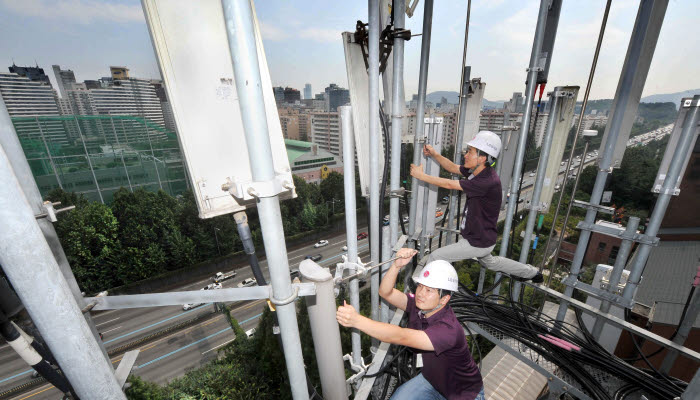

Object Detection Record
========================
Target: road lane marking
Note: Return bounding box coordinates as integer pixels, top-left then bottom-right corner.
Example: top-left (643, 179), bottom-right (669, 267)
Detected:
top-left (103, 306), bottom-right (205, 344)
top-left (100, 325), bottom-right (122, 334)
top-left (201, 339), bottom-right (236, 355)
top-left (95, 317), bottom-right (120, 327)
top-left (15, 384), bottom-right (54, 400)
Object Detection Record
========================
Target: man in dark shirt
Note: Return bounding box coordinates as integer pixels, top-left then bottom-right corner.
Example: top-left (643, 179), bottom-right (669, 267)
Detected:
top-left (336, 248), bottom-right (485, 399)
top-left (410, 131), bottom-right (542, 281)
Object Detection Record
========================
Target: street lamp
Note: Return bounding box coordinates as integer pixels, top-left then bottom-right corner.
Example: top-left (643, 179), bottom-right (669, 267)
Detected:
top-left (213, 227), bottom-right (221, 255)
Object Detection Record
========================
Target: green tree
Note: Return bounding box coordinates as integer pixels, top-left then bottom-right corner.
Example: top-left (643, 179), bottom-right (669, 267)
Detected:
top-left (319, 171), bottom-right (344, 213)
top-left (52, 201), bottom-right (121, 293)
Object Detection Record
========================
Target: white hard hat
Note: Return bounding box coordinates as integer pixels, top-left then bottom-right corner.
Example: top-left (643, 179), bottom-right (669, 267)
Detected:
top-left (413, 260), bottom-right (459, 293)
top-left (466, 130), bottom-right (501, 159)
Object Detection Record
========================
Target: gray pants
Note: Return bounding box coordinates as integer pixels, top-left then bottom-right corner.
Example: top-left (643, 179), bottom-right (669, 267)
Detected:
top-left (427, 238), bottom-right (537, 279)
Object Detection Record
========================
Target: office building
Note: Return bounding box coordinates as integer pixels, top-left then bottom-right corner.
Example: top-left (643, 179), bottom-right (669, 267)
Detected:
top-left (324, 83), bottom-right (350, 112)
top-left (284, 87), bottom-right (301, 103)
top-left (304, 83), bottom-right (312, 100)
top-left (273, 86), bottom-right (285, 103)
top-left (8, 64), bottom-right (51, 85)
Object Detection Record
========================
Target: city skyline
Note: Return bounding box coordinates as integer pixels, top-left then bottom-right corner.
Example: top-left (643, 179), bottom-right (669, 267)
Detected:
top-left (1, 1), bottom-right (699, 103)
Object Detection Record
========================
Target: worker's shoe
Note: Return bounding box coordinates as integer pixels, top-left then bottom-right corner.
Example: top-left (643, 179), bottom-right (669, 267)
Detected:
top-left (530, 272), bottom-right (544, 284)
top-left (515, 270), bottom-right (544, 284)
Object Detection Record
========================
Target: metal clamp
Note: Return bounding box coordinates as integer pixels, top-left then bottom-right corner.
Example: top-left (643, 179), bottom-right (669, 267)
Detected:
top-left (409, 226), bottom-right (422, 242)
top-left (390, 187), bottom-right (406, 197)
top-left (525, 201), bottom-right (549, 212)
top-left (35, 201), bottom-right (75, 222)
top-left (572, 200), bottom-right (615, 215)
top-left (526, 67), bottom-right (544, 72)
top-left (576, 221), bottom-right (659, 246)
top-left (269, 286), bottom-right (299, 306)
top-left (561, 276), bottom-right (634, 308)
top-left (222, 171), bottom-right (294, 201)
top-left (551, 90), bottom-right (576, 98)
top-left (81, 291), bottom-right (108, 313)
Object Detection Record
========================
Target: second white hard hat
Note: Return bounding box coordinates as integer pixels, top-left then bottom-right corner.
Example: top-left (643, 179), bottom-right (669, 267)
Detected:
top-left (413, 260), bottom-right (459, 292)
top-left (466, 130), bottom-right (501, 159)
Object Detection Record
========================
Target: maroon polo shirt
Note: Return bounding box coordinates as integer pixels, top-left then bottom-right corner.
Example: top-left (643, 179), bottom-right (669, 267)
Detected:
top-left (405, 293), bottom-right (483, 399)
top-left (458, 166), bottom-right (502, 248)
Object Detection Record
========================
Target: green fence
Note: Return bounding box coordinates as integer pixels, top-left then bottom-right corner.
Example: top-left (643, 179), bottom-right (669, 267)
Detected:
top-left (11, 115), bottom-right (189, 203)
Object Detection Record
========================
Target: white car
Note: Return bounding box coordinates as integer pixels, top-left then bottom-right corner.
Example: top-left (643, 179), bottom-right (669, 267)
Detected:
top-left (183, 288), bottom-right (206, 311)
top-left (314, 240), bottom-right (329, 248)
top-left (342, 245), bottom-right (348, 251)
top-left (529, 172), bottom-right (536, 177)
top-left (402, 216), bottom-right (410, 223)
top-left (237, 278), bottom-right (257, 288)
top-left (245, 328), bottom-right (256, 338)
top-left (206, 283), bottom-right (222, 290)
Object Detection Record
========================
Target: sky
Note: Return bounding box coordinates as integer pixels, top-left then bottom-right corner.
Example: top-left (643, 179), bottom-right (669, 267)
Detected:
top-left (1, 0), bottom-right (698, 102)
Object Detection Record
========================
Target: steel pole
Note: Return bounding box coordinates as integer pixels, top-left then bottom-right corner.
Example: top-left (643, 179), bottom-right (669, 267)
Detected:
top-left (387, 0), bottom-right (406, 325)
top-left (408, 0), bottom-right (433, 239)
top-left (381, 225), bottom-right (391, 323)
top-left (514, 91), bottom-right (563, 298)
top-left (496, 0), bottom-right (550, 296)
top-left (447, 67), bottom-right (471, 246)
top-left (539, 0), bottom-right (611, 283)
top-left (0, 98), bottom-right (109, 362)
top-left (221, 1), bottom-right (308, 397)
top-left (300, 260), bottom-right (349, 400)
top-left (340, 105), bottom-right (362, 365)
top-left (591, 217), bottom-right (640, 339)
top-left (0, 146), bottom-right (125, 399)
top-left (368, 0), bottom-right (381, 327)
top-left (556, 0), bottom-right (669, 323)
top-left (661, 286), bottom-right (700, 374)
top-left (623, 95), bottom-right (700, 306)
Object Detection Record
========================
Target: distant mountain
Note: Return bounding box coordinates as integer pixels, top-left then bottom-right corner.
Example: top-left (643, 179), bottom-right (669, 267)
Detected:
top-left (641, 89), bottom-right (700, 107)
top-left (425, 91), bottom-right (505, 109)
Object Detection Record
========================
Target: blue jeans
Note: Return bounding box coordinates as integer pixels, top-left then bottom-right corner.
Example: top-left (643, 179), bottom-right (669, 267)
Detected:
top-left (391, 373), bottom-right (486, 400)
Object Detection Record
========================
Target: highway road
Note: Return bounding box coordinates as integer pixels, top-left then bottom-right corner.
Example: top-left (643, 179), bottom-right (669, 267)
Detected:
top-left (3, 232), bottom-right (376, 400)
top-left (1, 155), bottom-right (598, 399)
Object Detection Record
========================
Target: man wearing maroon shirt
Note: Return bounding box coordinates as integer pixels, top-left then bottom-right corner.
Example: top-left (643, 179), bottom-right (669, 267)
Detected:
top-left (410, 130), bottom-right (542, 282)
top-left (337, 248), bottom-right (485, 400)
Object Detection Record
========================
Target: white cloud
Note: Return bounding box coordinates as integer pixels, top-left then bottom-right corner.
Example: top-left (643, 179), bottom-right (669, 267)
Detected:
top-left (260, 21), bottom-right (287, 41)
top-left (1, 0), bottom-right (144, 24)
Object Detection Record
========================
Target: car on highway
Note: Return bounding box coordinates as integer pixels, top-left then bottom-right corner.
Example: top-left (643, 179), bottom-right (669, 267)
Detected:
top-left (357, 232), bottom-right (368, 239)
top-left (314, 239), bottom-right (329, 248)
top-left (402, 216), bottom-right (409, 223)
top-left (305, 254), bottom-right (322, 262)
top-left (237, 278), bottom-right (257, 288)
top-left (290, 269), bottom-right (300, 280)
top-left (342, 245), bottom-right (348, 251)
top-left (529, 172), bottom-right (536, 177)
top-left (183, 288), bottom-right (207, 311)
top-left (206, 283), bottom-right (222, 290)
top-left (435, 211), bottom-right (443, 218)
top-left (245, 328), bottom-right (256, 339)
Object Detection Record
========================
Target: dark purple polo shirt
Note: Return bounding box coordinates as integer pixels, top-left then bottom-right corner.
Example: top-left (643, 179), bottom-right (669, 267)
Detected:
top-left (405, 293), bottom-right (483, 399)
top-left (458, 166), bottom-right (502, 248)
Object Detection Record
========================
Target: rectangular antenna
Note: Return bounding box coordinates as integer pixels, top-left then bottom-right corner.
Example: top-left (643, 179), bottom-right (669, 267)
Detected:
top-left (142, 0), bottom-right (294, 219)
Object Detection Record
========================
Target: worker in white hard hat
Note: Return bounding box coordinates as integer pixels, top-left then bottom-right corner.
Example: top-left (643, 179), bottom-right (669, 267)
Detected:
top-left (336, 248), bottom-right (485, 400)
top-left (410, 130), bottom-right (543, 282)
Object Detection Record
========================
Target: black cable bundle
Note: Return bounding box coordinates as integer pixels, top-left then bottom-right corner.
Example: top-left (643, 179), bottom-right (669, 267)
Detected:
top-left (447, 283), bottom-right (687, 400)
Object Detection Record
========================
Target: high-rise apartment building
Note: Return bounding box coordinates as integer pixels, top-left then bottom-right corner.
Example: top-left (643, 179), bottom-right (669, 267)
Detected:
top-left (304, 83), bottom-right (312, 100)
top-left (51, 65), bottom-right (77, 98)
top-left (0, 71), bottom-right (66, 143)
top-left (531, 112), bottom-right (549, 148)
top-left (479, 110), bottom-right (521, 132)
top-left (311, 111), bottom-right (342, 159)
top-left (505, 92), bottom-right (524, 113)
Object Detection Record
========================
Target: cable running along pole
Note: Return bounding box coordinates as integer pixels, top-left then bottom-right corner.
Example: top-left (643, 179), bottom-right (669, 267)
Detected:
top-left (446, 0), bottom-right (471, 246)
top-left (221, 1), bottom-right (309, 398)
top-left (407, 0), bottom-right (433, 242)
top-left (496, 0), bottom-right (550, 296)
top-left (541, 0), bottom-right (611, 287)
